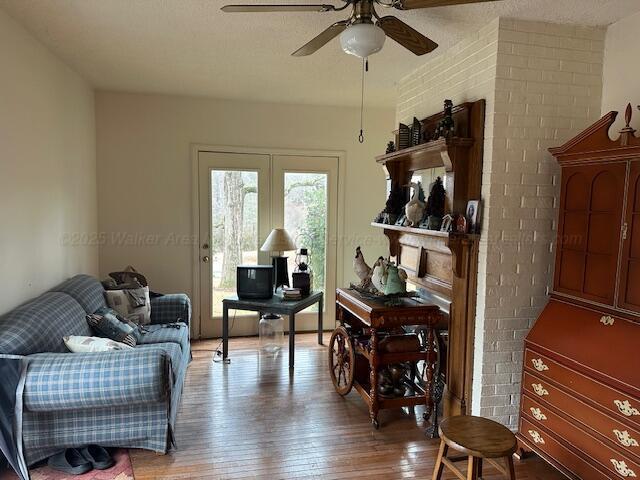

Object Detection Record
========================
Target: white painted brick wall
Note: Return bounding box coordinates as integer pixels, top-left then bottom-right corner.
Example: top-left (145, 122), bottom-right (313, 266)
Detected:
top-left (396, 17), bottom-right (605, 429)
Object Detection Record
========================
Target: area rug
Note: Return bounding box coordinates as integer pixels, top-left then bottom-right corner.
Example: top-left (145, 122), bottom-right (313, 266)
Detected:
top-left (0, 450), bottom-right (133, 480)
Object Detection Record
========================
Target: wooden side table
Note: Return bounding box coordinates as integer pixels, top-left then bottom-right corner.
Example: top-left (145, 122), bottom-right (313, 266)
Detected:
top-left (433, 415), bottom-right (517, 480)
top-left (221, 291), bottom-right (323, 369)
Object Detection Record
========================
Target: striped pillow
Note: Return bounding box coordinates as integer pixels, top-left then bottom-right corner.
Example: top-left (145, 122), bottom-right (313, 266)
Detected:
top-left (86, 310), bottom-right (137, 347)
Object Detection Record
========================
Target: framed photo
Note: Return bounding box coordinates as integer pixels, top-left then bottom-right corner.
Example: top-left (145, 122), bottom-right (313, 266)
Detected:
top-left (440, 214), bottom-right (453, 232)
top-left (466, 200), bottom-right (481, 234)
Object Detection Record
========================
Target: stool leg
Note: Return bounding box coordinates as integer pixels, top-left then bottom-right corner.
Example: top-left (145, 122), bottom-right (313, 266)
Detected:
top-left (467, 456), bottom-right (478, 480)
top-left (477, 458), bottom-right (483, 479)
top-left (432, 440), bottom-right (448, 480)
top-left (507, 456), bottom-right (516, 480)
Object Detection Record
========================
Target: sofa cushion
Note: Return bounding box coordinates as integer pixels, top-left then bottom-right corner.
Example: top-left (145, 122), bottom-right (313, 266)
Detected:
top-left (135, 323), bottom-right (189, 359)
top-left (52, 275), bottom-right (107, 314)
top-left (105, 286), bottom-right (151, 325)
top-left (0, 292), bottom-right (91, 355)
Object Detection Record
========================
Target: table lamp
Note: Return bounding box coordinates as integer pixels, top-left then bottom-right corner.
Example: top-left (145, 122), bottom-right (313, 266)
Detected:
top-left (260, 228), bottom-right (296, 292)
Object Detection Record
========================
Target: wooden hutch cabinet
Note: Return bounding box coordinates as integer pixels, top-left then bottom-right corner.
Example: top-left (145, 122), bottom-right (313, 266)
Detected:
top-left (517, 105), bottom-right (640, 479)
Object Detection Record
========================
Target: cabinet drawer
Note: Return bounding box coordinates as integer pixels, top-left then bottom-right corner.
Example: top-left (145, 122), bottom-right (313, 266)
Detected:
top-left (522, 373), bottom-right (640, 459)
top-left (525, 349), bottom-right (640, 429)
top-left (519, 417), bottom-right (609, 480)
top-left (521, 395), bottom-right (640, 479)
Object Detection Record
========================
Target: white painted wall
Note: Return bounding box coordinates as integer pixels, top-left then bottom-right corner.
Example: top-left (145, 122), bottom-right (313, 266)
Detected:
top-left (95, 92), bottom-right (394, 315)
top-left (397, 17), bottom-right (604, 428)
top-left (602, 10), bottom-right (640, 130)
top-left (0, 8), bottom-right (97, 315)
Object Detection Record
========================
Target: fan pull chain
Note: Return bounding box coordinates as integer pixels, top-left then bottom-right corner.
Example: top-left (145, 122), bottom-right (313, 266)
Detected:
top-left (358, 58), bottom-right (368, 144)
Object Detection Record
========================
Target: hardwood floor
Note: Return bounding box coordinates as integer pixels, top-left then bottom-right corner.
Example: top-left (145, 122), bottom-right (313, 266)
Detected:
top-left (131, 334), bottom-right (565, 480)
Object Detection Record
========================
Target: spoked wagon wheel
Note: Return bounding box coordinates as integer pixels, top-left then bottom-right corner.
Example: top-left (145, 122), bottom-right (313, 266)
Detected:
top-left (329, 326), bottom-right (355, 396)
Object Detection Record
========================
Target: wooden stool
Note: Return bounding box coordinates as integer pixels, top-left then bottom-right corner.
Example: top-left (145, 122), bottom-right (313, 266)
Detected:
top-left (432, 415), bottom-right (517, 480)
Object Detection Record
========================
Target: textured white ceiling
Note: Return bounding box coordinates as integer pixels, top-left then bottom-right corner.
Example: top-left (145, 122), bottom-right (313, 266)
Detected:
top-left (1, 0), bottom-right (638, 107)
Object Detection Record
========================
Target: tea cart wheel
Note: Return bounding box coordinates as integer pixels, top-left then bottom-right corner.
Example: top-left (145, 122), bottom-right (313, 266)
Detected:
top-left (329, 326), bottom-right (355, 396)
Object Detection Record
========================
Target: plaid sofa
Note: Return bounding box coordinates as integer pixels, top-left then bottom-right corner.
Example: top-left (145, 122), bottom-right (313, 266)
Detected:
top-left (0, 274), bottom-right (191, 466)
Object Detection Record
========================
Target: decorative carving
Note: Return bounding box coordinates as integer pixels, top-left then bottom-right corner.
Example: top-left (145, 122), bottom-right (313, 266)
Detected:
top-left (600, 315), bottom-right (615, 326)
top-left (615, 400), bottom-right (640, 417)
top-left (529, 407), bottom-right (547, 421)
top-left (532, 383), bottom-right (549, 396)
top-left (610, 459), bottom-right (637, 477)
top-left (528, 430), bottom-right (545, 444)
top-left (531, 358), bottom-right (549, 372)
top-left (620, 103), bottom-right (637, 147)
top-left (613, 429), bottom-right (639, 447)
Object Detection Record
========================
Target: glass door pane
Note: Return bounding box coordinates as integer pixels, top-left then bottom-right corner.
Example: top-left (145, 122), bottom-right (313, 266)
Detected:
top-left (198, 151), bottom-right (270, 339)
top-left (283, 172), bottom-right (328, 310)
top-left (210, 170), bottom-right (258, 318)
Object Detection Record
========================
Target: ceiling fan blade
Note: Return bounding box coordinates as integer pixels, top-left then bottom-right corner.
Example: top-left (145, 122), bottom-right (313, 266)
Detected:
top-left (397, 0), bottom-right (499, 10)
top-left (377, 16), bottom-right (438, 56)
top-left (291, 21), bottom-right (349, 56)
top-left (221, 4), bottom-right (336, 12)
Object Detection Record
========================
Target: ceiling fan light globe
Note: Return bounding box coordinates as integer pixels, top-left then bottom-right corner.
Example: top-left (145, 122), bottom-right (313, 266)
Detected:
top-left (339, 23), bottom-right (386, 58)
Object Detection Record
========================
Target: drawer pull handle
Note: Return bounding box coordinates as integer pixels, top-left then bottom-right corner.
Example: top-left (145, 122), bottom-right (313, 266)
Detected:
top-left (601, 315), bottom-right (615, 326)
top-left (610, 459), bottom-right (637, 477)
top-left (615, 400), bottom-right (640, 417)
top-left (614, 430), bottom-right (639, 447)
top-left (532, 383), bottom-right (549, 397)
top-left (531, 358), bottom-right (549, 372)
top-left (530, 407), bottom-right (547, 421)
top-left (528, 430), bottom-right (545, 444)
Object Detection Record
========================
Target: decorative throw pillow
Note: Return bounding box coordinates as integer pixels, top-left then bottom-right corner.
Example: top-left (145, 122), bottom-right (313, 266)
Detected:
top-left (87, 309), bottom-right (137, 347)
top-left (63, 335), bottom-right (133, 353)
top-left (104, 286), bottom-right (151, 325)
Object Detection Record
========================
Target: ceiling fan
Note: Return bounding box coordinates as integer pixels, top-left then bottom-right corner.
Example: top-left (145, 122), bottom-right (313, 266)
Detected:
top-left (221, 0), bottom-right (498, 58)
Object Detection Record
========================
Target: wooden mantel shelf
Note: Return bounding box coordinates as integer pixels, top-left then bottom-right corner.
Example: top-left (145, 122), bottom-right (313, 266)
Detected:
top-left (371, 222), bottom-right (479, 240)
top-left (375, 137), bottom-right (474, 172)
top-left (371, 222), bottom-right (448, 238)
top-left (371, 222), bottom-right (479, 279)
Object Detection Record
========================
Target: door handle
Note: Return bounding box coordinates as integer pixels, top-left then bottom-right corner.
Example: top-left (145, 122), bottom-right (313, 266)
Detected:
top-left (202, 256), bottom-right (210, 263)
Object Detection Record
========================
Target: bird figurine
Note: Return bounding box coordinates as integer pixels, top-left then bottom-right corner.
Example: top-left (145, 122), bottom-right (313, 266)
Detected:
top-left (384, 264), bottom-right (408, 295)
top-left (371, 257), bottom-right (387, 293)
top-left (353, 246), bottom-right (373, 287)
top-left (405, 182), bottom-right (426, 227)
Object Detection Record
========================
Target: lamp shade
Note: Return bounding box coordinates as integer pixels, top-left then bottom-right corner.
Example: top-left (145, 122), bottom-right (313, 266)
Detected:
top-left (260, 228), bottom-right (296, 253)
top-left (339, 23), bottom-right (386, 58)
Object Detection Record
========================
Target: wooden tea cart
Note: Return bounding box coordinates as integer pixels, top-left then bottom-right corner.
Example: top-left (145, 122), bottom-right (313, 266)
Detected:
top-left (330, 288), bottom-right (445, 428)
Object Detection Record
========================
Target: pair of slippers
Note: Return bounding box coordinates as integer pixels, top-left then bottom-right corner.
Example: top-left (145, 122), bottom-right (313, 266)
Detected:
top-left (47, 445), bottom-right (114, 475)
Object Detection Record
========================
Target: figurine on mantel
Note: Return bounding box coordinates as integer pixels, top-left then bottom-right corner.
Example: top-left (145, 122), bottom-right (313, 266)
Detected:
top-left (385, 141), bottom-right (396, 154)
top-left (422, 177), bottom-right (446, 230)
top-left (405, 182), bottom-right (426, 227)
top-left (432, 99), bottom-right (455, 140)
top-left (373, 184), bottom-right (405, 225)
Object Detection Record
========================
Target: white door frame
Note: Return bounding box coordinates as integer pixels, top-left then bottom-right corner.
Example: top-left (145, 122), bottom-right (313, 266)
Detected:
top-left (190, 144), bottom-right (346, 340)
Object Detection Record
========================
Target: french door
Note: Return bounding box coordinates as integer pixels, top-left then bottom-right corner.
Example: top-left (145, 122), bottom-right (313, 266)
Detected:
top-left (196, 149), bottom-right (338, 339)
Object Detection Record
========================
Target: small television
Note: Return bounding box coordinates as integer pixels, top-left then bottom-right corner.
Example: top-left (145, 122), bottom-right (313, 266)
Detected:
top-left (236, 265), bottom-right (274, 299)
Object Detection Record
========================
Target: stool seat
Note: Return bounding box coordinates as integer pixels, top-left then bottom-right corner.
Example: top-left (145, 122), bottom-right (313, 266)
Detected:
top-left (432, 415), bottom-right (517, 480)
top-left (439, 415), bottom-right (517, 458)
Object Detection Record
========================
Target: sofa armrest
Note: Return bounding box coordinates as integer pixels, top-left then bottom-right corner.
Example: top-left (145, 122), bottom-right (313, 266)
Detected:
top-left (23, 349), bottom-right (172, 412)
top-left (150, 294), bottom-right (191, 325)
